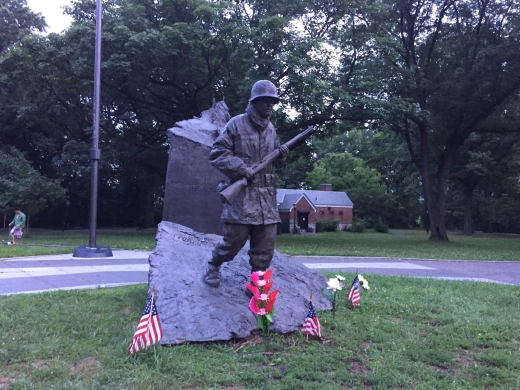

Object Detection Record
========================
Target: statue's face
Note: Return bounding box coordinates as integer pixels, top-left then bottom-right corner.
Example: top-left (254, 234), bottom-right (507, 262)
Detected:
top-left (252, 97), bottom-right (278, 119)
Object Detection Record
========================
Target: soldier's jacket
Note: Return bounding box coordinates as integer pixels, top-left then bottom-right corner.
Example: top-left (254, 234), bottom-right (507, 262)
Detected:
top-left (209, 104), bottom-right (282, 225)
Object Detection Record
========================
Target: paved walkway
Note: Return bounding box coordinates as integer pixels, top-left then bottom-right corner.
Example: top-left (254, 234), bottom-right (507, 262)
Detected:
top-left (1, 251), bottom-right (519, 295)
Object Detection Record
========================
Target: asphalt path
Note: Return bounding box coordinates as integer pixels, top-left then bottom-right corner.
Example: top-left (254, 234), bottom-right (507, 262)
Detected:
top-left (1, 251), bottom-right (519, 295)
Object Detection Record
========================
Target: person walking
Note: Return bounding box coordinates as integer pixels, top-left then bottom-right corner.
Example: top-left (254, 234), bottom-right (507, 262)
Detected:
top-left (202, 80), bottom-right (289, 287)
top-left (9, 208), bottom-right (26, 245)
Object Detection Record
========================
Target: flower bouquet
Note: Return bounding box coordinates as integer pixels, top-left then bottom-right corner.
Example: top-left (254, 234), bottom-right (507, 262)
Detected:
top-left (245, 269), bottom-right (279, 350)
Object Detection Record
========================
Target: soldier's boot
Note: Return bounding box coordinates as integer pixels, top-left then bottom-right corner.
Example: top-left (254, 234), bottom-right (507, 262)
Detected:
top-left (202, 264), bottom-right (221, 287)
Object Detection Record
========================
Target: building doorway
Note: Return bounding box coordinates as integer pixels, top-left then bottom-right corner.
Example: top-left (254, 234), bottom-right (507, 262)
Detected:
top-left (297, 210), bottom-right (310, 231)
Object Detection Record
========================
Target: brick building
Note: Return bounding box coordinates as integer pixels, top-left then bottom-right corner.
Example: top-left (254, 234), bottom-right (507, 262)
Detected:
top-left (276, 184), bottom-right (354, 233)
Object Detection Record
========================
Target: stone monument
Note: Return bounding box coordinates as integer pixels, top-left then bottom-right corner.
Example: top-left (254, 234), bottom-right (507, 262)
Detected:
top-left (151, 99), bottom-right (331, 344)
top-left (162, 101), bottom-right (230, 235)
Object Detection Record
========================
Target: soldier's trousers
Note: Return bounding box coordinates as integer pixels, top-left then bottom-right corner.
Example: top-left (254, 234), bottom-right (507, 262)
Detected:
top-left (209, 223), bottom-right (278, 271)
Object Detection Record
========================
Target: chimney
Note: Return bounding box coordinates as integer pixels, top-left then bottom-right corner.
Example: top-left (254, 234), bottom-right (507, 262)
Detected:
top-left (320, 183), bottom-right (332, 191)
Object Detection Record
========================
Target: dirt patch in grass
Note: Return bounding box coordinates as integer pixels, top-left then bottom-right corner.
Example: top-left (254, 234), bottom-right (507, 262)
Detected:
top-left (456, 351), bottom-right (473, 368)
top-left (348, 360), bottom-right (364, 375)
top-left (69, 356), bottom-right (101, 375)
top-left (31, 360), bottom-right (50, 369)
top-left (222, 386), bottom-right (246, 390)
top-left (233, 333), bottom-right (264, 352)
top-left (358, 340), bottom-right (371, 357)
top-left (120, 306), bottom-right (133, 314)
top-left (346, 359), bottom-right (372, 376)
top-left (392, 317), bottom-right (403, 323)
top-left (0, 377), bottom-right (12, 390)
top-left (433, 365), bottom-right (455, 375)
top-left (432, 350), bottom-right (474, 376)
top-left (362, 381), bottom-right (375, 390)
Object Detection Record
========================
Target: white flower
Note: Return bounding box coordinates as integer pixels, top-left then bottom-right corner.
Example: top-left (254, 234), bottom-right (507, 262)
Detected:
top-left (336, 275), bottom-right (345, 281)
top-left (327, 277), bottom-right (343, 291)
top-left (358, 274), bottom-right (370, 290)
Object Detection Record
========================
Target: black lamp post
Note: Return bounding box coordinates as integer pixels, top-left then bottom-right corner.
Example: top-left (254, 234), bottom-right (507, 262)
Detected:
top-left (73, 0), bottom-right (112, 258)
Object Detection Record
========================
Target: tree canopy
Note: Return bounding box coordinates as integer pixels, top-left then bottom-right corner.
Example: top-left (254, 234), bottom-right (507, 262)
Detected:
top-left (0, 148), bottom-right (66, 217)
top-left (1, 0), bottom-right (520, 236)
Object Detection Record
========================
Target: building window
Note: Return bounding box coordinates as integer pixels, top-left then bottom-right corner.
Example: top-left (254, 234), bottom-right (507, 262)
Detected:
top-left (339, 211), bottom-right (343, 215)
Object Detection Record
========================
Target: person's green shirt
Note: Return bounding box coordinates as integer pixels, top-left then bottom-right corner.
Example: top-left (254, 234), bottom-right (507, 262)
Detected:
top-left (11, 212), bottom-right (26, 228)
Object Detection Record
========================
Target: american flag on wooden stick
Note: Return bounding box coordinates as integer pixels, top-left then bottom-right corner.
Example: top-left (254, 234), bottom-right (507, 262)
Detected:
top-left (127, 291), bottom-right (163, 354)
top-left (301, 300), bottom-right (321, 337)
top-left (347, 275), bottom-right (361, 307)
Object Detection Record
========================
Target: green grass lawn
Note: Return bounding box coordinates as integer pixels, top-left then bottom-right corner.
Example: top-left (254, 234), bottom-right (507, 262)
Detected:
top-left (1, 228), bottom-right (519, 261)
top-left (0, 229), bottom-right (157, 259)
top-left (1, 274), bottom-right (519, 389)
top-left (276, 230), bottom-right (520, 261)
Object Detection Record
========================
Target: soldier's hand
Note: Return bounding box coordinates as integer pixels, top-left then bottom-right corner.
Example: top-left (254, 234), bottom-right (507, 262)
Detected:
top-left (279, 145), bottom-right (289, 158)
top-left (243, 167), bottom-right (255, 180)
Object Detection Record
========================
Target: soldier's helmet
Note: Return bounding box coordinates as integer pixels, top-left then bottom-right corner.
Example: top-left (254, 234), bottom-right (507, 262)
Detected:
top-left (249, 80), bottom-right (280, 103)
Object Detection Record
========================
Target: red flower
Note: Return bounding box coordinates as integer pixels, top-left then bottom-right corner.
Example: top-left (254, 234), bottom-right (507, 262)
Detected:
top-left (249, 297), bottom-right (265, 314)
top-left (245, 270), bottom-right (279, 320)
top-left (265, 289), bottom-right (279, 313)
top-left (250, 272), bottom-right (261, 286)
top-left (263, 280), bottom-right (274, 294)
top-left (244, 283), bottom-right (259, 296)
top-left (263, 269), bottom-right (273, 282)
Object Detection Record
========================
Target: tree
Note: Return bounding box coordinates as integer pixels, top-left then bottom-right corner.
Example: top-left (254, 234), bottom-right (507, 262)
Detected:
top-left (0, 1), bottom-right (50, 169)
top-left (306, 152), bottom-right (392, 225)
top-left (450, 129), bottom-right (520, 234)
top-left (50, 0), bottom-right (378, 226)
top-left (362, 129), bottom-right (423, 228)
top-left (308, 126), bottom-right (423, 227)
top-left (0, 0), bottom-right (46, 54)
top-left (0, 148), bottom-right (67, 232)
top-left (370, 0), bottom-right (520, 240)
top-left (0, 0), bottom-right (249, 227)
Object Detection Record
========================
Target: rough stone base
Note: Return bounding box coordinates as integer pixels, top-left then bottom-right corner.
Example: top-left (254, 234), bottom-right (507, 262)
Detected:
top-left (148, 221), bottom-right (332, 344)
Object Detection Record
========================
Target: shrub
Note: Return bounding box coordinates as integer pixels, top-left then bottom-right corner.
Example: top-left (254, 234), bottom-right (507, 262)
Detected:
top-left (279, 222), bottom-right (291, 234)
top-left (374, 221), bottom-right (389, 233)
top-left (350, 220), bottom-right (365, 233)
top-left (316, 219), bottom-right (339, 232)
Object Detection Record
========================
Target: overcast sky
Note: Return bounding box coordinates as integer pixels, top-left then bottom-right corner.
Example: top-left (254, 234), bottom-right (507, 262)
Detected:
top-left (26, 0), bottom-right (73, 33)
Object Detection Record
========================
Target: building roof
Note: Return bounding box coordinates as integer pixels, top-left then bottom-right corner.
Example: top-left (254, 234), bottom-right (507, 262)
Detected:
top-left (276, 189), bottom-right (353, 211)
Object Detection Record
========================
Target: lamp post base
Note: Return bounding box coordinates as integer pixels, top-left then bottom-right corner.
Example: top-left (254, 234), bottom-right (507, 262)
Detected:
top-left (73, 245), bottom-right (113, 258)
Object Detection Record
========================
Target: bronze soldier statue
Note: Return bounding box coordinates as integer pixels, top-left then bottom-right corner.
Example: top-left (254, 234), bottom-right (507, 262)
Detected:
top-left (202, 80), bottom-right (289, 287)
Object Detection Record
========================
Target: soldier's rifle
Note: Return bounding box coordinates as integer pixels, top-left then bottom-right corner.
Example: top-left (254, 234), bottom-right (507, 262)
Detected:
top-left (220, 126), bottom-right (316, 205)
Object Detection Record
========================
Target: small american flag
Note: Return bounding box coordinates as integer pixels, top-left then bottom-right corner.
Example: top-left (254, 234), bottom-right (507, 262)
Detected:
top-left (347, 275), bottom-right (361, 307)
top-left (301, 300), bottom-right (321, 337)
top-left (127, 292), bottom-right (163, 354)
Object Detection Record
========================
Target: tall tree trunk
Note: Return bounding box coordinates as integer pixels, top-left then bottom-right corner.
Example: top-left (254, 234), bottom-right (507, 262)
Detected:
top-left (428, 149), bottom-right (456, 241)
top-left (414, 120), bottom-right (450, 241)
top-left (429, 200), bottom-right (448, 240)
